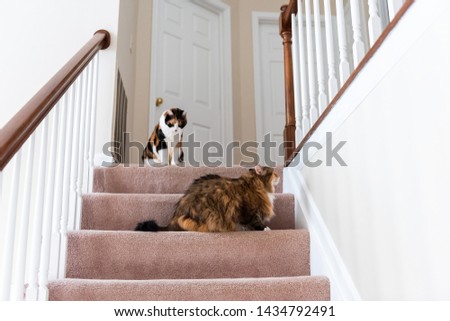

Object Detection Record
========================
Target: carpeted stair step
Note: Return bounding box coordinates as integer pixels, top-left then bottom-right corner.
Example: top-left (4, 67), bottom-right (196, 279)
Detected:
top-left (66, 230), bottom-right (310, 280)
top-left (48, 276), bottom-right (330, 301)
top-left (81, 193), bottom-right (295, 231)
top-left (93, 165), bottom-right (284, 194)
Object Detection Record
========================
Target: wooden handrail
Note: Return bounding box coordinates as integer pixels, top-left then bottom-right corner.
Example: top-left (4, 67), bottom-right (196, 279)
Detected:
top-left (279, 0), bottom-right (298, 165)
top-left (0, 30), bottom-right (111, 171)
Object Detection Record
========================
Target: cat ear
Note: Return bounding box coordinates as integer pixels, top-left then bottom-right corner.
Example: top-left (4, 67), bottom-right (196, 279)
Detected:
top-left (182, 110), bottom-right (187, 118)
top-left (255, 165), bottom-right (264, 175)
top-left (166, 109), bottom-right (174, 116)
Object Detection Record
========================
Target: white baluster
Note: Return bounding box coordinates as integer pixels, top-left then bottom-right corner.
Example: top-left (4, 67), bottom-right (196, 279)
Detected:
top-left (387, 0), bottom-right (404, 21)
top-left (297, 0), bottom-right (311, 137)
top-left (323, 0), bottom-right (339, 98)
top-left (10, 136), bottom-right (35, 300)
top-left (0, 151), bottom-right (22, 300)
top-left (67, 75), bottom-right (84, 233)
top-left (58, 85), bottom-right (77, 278)
top-left (88, 54), bottom-right (100, 192)
top-left (26, 119), bottom-right (49, 301)
top-left (38, 107), bottom-right (60, 301)
top-left (291, 14), bottom-right (303, 143)
top-left (349, 0), bottom-right (366, 66)
top-left (48, 94), bottom-right (69, 281)
top-left (75, 70), bottom-right (89, 230)
top-left (313, 0), bottom-right (328, 114)
top-left (304, 0), bottom-right (319, 124)
top-left (83, 62), bottom-right (94, 194)
top-left (368, 0), bottom-right (383, 46)
top-left (335, 0), bottom-right (351, 85)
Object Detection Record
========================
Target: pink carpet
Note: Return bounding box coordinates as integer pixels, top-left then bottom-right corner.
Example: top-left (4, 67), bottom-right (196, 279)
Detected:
top-left (47, 165), bottom-right (330, 301)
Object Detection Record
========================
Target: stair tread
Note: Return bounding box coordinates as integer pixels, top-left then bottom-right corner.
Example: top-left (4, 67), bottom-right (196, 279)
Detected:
top-left (49, 276), bottom-right (330, 301)
top-left (66, 229), bottom-right (310, 280)
top-left (48, 165), bottom-right (331, 301)
top-left (81, 193), bottom-right (295, 231)
top-left (93, 165), bottom-right (284, 194)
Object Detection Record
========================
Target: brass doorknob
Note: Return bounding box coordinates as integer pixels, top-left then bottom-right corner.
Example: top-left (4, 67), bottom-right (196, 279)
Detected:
top-left (155, 97), bottom-right (164, 107)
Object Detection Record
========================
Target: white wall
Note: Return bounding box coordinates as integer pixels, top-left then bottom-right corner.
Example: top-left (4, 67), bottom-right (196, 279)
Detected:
top-left (285, 0), bottom-right (450, 300)
top-left (131, 0), bottom-right (153, 164)
top-left (116, 0), bottom-right (139, 152)
top-left (0, 0), bottom-right (120, 160)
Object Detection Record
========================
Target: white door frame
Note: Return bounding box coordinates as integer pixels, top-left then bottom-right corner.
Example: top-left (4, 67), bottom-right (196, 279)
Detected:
top-left (149, 0), bottom-right (233, 144)
top-left (252, 12), bottom-right (280, 142)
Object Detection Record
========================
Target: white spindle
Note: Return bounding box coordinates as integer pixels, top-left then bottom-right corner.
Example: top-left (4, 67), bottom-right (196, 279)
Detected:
top-left (0, 151), bottom-right (22, 300)
top-left (297, 0), bottom-right (311, 136)
top-left (67, 75), bottom-right (84, 233)
top-left (313, 0), bottom-right (328, 114)
top-left (335, 0), bottom-right (351, 85)
top-left (304, 0), bottom-right (319, 124)
top-left (291, 14), bottom-right (303, 143)
top-left (48, 95), bottom-right (69, 281)
top-left (323, 0), bottom-right (339, 98)
top-left (83, 62), bottom-right (94, 193)
top-left (88, 54), bottom-right (100, 192)
top-left (75, 70), bottom-right (89, 230)
top-left (349, 0), bottom-right (366, 66)
top-left (387, 0), bottom-right (404, 21)
top-left (58, 85), bottom-right (77, 278)
top-left (38, 108), bottom-right (60, 301)
top-left (10, 137), bottom-right (35, 300)
top-left (368, 0), bottom-right (383, 46)
top-left (26, 120), bottom-right (49, 301)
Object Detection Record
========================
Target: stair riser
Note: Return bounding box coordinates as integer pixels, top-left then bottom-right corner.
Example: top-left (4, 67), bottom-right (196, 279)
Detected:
top-left (81, 193), bottom-right (295, 231)
top-left (93, 166), bottom-right (284, 194)
top-left (48, 277), bottom-right (330, 301)
top-left (66, 230), bottom-right (310, 280)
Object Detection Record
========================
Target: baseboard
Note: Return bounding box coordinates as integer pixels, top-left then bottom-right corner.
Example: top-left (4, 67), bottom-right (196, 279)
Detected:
top-left (283, 167), bottom-right (361, 300)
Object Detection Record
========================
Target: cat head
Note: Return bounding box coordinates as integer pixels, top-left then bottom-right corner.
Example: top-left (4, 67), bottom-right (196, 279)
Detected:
top-left (250, 165), bottom-right (280, 192)
top-left (159, 108), bottom-right (187, 138)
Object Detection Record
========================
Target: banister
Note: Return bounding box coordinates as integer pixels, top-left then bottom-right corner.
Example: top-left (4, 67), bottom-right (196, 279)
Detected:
top-left (281, 0), bottom-right (414, 167)
top-left (280, 1), bottom-right (298, 165)
top-left (0, 29), bottom-right (111, 171)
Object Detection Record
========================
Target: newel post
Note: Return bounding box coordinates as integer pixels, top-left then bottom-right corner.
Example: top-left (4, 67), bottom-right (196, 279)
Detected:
top-left (280, 4), bottom-right (296, 165)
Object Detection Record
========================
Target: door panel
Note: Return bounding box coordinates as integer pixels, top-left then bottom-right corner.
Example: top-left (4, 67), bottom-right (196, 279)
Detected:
top-left (258, 22), bottom-right (286, 166)
top-left (152, 0), bottom-right (224, 165)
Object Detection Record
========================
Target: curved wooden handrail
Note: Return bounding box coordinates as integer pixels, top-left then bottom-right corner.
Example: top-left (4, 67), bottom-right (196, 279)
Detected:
top-left (0, 30), bottom-right (111, 171)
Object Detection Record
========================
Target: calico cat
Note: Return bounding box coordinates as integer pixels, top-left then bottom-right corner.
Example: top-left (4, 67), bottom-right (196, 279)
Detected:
top-left (142, 108), bottom-right (187, 165)
top-left (135, 165), bottom-right (280, 232)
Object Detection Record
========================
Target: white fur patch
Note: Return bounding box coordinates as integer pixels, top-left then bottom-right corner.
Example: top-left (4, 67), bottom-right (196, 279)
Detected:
top-left (268, 192), bottom-right (275, 205)
top-left (159, 112), bottom-right (183, 165)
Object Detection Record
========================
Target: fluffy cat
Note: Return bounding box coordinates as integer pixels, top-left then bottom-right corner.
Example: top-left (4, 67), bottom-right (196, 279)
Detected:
top-left (135, 165), bottom-right (280, 232)
top-left (142, 108), bottom-right (187, 165)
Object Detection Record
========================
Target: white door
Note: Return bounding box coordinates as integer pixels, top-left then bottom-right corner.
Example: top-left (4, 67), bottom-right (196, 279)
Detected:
top-left (150, 0), bottom-right (232, 164)
top-left (253, 15), bottom-right (286, 166)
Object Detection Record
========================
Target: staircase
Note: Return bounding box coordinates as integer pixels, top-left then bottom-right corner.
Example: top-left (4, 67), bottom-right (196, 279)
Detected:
top-left (47, 165), bottom-right (330, 301)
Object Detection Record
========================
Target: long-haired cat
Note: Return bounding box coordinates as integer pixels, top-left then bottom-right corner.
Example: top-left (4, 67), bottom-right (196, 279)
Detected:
top-left (142, 108), bottom-right (187, 165)
top-left (135, 165), bottom-right (280, 232)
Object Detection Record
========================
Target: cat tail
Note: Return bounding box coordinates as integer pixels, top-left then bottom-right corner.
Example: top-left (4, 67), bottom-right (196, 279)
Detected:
top-left (135, 220), bottom-right (169, 232)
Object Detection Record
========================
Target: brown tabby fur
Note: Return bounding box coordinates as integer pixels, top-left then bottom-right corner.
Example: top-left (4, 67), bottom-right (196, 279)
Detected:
top-left (135, 166), bottom-right (280, 232)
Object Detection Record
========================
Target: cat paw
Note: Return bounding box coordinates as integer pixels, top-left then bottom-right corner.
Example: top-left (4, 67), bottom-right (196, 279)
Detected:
top-left (264, 226), bottom-right (271, 231)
